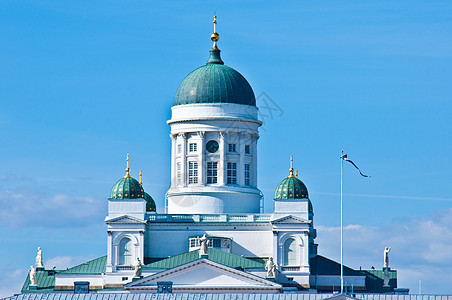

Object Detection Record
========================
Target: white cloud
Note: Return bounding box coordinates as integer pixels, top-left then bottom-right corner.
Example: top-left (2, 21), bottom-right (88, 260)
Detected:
top-left (0, 268), bottom-right (26, 298)
top-left (46, 255), bottom-right (90, 270)
top-left (0, 188), bottom-right (104, 228)
top-left (316, 207), bottom-right (452, 294)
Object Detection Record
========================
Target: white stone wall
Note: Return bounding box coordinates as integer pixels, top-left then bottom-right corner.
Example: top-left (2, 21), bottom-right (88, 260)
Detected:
top-left (108, 199), bottom-right (146, 219)
top-left (55, 274), bottom-right (104, 290)
top-left (274, 200), bottom-right (310, 220)
top-left (145, 221), bottom-right (273, 258)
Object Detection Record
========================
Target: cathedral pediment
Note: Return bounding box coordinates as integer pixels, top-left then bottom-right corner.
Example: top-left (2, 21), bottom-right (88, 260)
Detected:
top-left (104, 215), bottom-right (146, 224)
top-left (271, 215), bottom-right (311, 224)
top-left (125, 258), bottom-right (281, 292)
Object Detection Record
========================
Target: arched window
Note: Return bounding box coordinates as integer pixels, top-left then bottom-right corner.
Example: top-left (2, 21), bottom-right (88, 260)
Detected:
top-left (284, 238), bottom-right (298, 266)
top-left (119, 238), bottom-right (133, 265)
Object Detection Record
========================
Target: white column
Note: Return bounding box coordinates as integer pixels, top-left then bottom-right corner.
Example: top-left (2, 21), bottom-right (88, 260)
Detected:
top-left (106, 231), bottom-right (113, 271)
top-left (180, 133), bottom-right (187, 186)
top-left (198, 131), bottom-right (205, 185)
top-left (302, 233), bottom-right (310, 271)
top-left (112, 234), bottom-right (119, 268)
top-left (138, 231), bottom-right (144, 260)
top-left (238, 132), bottom-right (245, 186)
top-left (272, 231), bottom-right (278, 266)
top-left (276, 234), bottom-right (283, 267)
top-left (252, 133), bottom-right (259, 187)
top-left (219, 131), bottom-right (227, 185)
top-left (170, 134), bottom-right (177, 188)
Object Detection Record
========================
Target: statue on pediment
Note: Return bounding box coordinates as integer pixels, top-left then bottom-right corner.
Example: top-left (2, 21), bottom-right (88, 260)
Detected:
top-left (198, 234), bottom-right (208, 256)
top-left (265, 257), bottom-right (276, 278)
top-left (133, 257), bottom-right (142, 278)
top-left (29, 265), bottom-right (37, 286)
top-left (384, 246), bottom-right (391, 268)
top-left (35, 247), bottom-right (43, 268)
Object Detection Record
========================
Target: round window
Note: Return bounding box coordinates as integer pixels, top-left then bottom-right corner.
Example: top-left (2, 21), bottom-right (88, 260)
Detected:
top-left (206, 140), bottom-right (219, 153)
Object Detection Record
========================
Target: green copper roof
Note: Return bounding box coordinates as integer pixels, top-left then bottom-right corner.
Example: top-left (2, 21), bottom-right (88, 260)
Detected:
top-left (274, 176), bottom-right (309, 200)
top-left (361, 269), bottom-right (397, 280)
top-left (144, 248), bottom-right (265, 270)
top-left (144, 192), bottom-right (156, 212)
top-left (59, 256), bottom-right (107, 275)
top-left (174, 49), bottom-right (256, 107)
top-left (110, 176), bottom-right (144, 199)
top-left (22, 269), bottom-right (57, 293)
top-left (21, 257), bottom-right (108, 293)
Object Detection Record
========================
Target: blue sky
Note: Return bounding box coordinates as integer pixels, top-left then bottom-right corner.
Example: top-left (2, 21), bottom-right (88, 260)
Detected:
top-left (1, 0), bottom-right (451, 296)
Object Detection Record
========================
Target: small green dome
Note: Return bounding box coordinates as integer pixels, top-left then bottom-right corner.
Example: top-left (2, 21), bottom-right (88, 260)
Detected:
top-left (110, 176), bottom-right (144, 199)
top-left (144, 192), bottom-right (156, 212)
top-left (274, 176), bottom-right (309, 200)
top-left (174, 49), bottom-right (256, 106)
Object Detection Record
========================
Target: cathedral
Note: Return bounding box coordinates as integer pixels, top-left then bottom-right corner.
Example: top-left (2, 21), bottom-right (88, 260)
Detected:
top-left (20, 17), bottom-right (401, 295)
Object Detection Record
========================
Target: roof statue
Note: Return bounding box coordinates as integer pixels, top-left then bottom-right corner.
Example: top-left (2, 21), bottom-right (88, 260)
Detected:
top-left (133, 257), bottom-right (142, 278)
top-left (35, 247), bottom-right (43, 269)
top-left (198, 234), bottom-right (208, 256)
top-left (29, 265), bottom-right (37, 286)
top-left (265, 257), bottom-right (276, 278)
top-left (384, 246), bottom-right (391, 268)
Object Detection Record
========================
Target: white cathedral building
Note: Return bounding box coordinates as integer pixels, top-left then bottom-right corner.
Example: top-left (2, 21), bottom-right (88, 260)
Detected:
top-left (21, 17), bottom-right (400, 295)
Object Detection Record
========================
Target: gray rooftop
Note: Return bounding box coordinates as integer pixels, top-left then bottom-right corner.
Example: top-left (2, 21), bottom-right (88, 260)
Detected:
top-left (3, 294), bottom-right (452, 300)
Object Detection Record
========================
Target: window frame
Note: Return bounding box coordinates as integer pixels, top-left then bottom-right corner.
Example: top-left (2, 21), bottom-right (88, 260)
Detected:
top-left (244, 163), bottom-right (250, 186)
top-left (189, 143), bottom-right (197, 152)
top-left (188, 161), bottom-right (198, 184)
top-left (227, 162), bottom-right (237, 185)
top-left (206, 161), bottom-right (218, 184)
top-left (176, 162), bottom-right (181, 185)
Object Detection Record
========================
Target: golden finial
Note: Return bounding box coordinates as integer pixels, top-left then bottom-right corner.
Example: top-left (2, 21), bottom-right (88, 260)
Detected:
top-left (296, 170), bottom-right (298, 178)
top-left (288, 155), bottom-right (295, 178)
top-left (139, 170), bottom-right (142, 186)
top-left (124, 154), bottom-right (132, 178)
top-left (211, 15), bottom-right (220, 49)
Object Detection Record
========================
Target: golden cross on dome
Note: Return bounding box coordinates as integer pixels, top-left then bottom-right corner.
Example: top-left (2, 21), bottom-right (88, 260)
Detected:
top-left (211, 15), bottom-right (220, 49)
top-left (288, 155), bottom-right (295, 178)
top-left (139, 170), bottom-right (142, 185)
top-left (124, 154), bottom-right (132, 178)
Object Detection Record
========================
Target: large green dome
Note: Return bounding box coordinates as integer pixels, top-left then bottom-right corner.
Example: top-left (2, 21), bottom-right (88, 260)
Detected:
top-left (174, 49), bottom-right (256, 106)
top-left (110, 176), bottom-right (144, 199)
